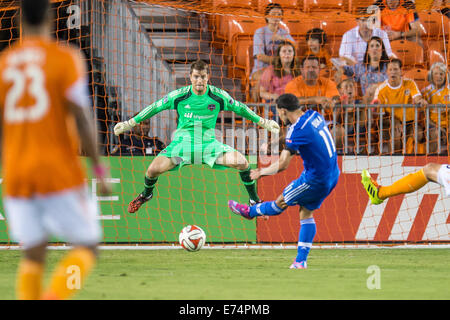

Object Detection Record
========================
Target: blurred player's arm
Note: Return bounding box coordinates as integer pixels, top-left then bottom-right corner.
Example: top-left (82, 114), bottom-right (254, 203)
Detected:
top-left (66, 78), bottom-right (111, 195)
top-left (250, 149), bottom-right (294, 180)
top-left (114, 96), bottom-right (172, 136)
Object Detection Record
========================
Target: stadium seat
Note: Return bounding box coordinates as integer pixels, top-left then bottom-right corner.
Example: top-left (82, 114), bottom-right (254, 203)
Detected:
top-left (404, 68), bottom-right (428, 91)
top-left (418, 11), bottom-right (449, 40)
top-left (390, 40), bottom-right (424, 68)
top-left (303, 0), bottom-right (349, 13)
top-left (256, 0), bottom-right (303, 13)
top-left (315, 11), bottom-right (357, 38)
top-left (215, 11), bottom-right (264, 45)
top-left (427, 40), bottom-right (447, 67)
top-left (228, 37), bottom-right (254, 101)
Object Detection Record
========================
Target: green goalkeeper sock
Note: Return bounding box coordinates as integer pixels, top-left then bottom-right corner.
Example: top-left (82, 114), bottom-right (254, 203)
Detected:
top-left (239, 167), bottom-right (260, 202)
top-left (142, 176), bottom-right (158, 198)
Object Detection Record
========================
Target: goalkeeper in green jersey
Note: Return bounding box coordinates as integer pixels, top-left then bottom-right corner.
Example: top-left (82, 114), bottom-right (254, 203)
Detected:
top-left (114, 60), bottom-right (280, 213)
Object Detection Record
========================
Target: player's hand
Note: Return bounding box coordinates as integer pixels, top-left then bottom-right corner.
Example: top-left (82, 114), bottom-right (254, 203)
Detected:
top-left (258, 118), bottom-right (280, 134)
top-left (114, 118), bottom-right (137, 136)
top-left (250, 168), bottom-right (262, 180)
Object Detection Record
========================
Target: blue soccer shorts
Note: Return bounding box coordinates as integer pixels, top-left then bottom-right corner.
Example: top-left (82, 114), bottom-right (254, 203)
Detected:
top-left (282, 171), bottom-right (339, 211)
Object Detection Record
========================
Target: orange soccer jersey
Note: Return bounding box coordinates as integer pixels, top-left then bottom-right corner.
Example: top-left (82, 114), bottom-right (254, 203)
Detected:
top-left (0, 36), bottom-right (87, 197)
top-left (422, 84), bottom-right (450, 127)
top-left (379, 0), bottom-right (417, 32)
top-left (373, 78), bottom-right (421, 122)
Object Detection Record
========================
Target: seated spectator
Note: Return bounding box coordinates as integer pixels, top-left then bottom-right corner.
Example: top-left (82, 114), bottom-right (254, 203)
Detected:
top-left (373, 0), bottom-right (423, 46)
top-left (333, 78), bottom-right (367, 153)
top-left (339, 6), bottom-right (393, 65)
top-left (250, 3), bottom-right (295, 101)
top-left (372, 58), bottom-right (427, 154)
top-left (259, 40), bottom-right (301, 118)
top-left (302, 28), bottom-right (332, 70)
top-left (112, 117), bottom-right (166, 156)
top-left (421, 62), bottom-right (450, 154)
top-left (335, 36), bottom-right (389, 103)
top-left (284, 55), bottom-right (340, 120)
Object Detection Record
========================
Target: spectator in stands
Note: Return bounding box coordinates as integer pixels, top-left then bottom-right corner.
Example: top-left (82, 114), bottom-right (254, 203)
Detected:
top-left (112, 116), bottom-right (166, 156)
top-left (302, 28), bottom-right (332, 70)
top-left (333, 78), bottom-right (366, 153)
top-left (422, 62), bottom-right (450, 154)
top-left (284, 55), bottom-right (340, 130)
top-left (259, 40), bottom-right (301, 113)
top-left (339, 6), bottom-right (393, 65)
top-left (250, 3), bottom-right (295, 101)
top-left (372, 58), bottom-right (427, 154)
top-left (335, 36), bottom-right (389, 103)
top-left (373, 0), bottom-right (423, 46)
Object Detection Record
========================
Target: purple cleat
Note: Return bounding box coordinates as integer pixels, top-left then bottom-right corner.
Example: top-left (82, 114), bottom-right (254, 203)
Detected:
top-left (228, 200), bottom-right (253, 220)
top-left (289, 260), bottom-right (307, 269)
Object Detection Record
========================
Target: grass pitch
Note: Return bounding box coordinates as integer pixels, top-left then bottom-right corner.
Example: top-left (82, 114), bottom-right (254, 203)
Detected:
top-left (0, 248), bottom-right (449, 300)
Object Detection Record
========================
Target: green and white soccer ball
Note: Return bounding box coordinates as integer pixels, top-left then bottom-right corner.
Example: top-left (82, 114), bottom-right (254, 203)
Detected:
top-left (179, 225), bottom-right (206, 252)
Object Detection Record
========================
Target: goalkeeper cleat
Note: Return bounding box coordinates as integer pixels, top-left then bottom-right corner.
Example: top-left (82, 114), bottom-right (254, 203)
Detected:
top-left (361, 169), bottom-right (384, 205)
top-left (128, 193), bottom-right (153, 213)
top-left (228, 200), bottom-right (253, 220)
top-left (289, 260), bottom-right (307, 269)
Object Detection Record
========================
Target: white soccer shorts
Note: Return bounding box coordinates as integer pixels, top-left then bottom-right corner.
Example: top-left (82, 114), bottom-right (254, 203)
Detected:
top-left (4, 185), bottom-right (101, 250)
top-left (437, 164), bottom-right (450, 197)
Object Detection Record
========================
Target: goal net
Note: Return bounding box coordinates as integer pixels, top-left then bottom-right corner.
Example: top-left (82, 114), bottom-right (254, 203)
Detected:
top-left (0, 0), bottom-right (448, 247)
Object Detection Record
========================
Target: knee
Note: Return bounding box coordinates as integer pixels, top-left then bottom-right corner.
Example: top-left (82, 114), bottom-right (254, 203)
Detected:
top-left (423, 163), bottom-right (440, 181)
top-left (275, 195), bottom-right (288, 210)
top-left (235, 157), bottom-right (249, 171)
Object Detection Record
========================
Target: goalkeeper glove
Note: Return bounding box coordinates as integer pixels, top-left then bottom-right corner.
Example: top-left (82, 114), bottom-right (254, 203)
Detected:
top-left (114, 118), bottom-right (137, 136)
top-left (258, 118), bottom-right (280, 134)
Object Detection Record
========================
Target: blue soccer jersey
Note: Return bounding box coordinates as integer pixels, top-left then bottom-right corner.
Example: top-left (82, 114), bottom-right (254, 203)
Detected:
top-left (285, 110), bottom-right (339, 183)
top-left (283, 110), bottom-right (340, 210)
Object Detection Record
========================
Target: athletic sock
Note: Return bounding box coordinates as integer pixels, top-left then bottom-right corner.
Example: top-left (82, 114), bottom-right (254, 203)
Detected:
top-left (239, 167), bottom-right (260, 202)
top-left (42, 247), bottom-right (96, 300)
top-left (142, 175), bottom-right (158, 198)
top-left (295, 217), bottom-right (317, 263)
top-left (16, 258), bottom-right (44, 300)
top-left (249, 201), bottom-right (285, 218)
top-left (378, 169), bottom-right (428, 200)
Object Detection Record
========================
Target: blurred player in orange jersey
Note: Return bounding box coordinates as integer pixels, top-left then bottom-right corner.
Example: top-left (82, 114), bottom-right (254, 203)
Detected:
top-left (0, 0), bottom-right (111, 300)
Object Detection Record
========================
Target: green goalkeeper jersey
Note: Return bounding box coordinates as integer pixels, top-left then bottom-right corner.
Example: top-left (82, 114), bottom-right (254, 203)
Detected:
top-left (133, 85), bottom-right (261, 142)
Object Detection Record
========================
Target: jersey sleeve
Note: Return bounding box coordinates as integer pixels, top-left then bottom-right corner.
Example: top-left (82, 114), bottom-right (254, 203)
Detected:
top-left (408, 80), bottom-right (421, 99)
top-left (285, 124), bottom-right (309, 151)
top-left (133, 92), bottom-right (176, 123)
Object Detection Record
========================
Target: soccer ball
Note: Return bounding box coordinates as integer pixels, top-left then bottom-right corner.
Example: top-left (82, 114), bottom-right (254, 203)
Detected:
top-left (179, 225), bottom-right (206, 252)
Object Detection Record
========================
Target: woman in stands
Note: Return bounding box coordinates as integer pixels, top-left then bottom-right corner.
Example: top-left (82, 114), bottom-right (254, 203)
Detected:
top-left (335, 36), bottom-right (389, 103)
top-left (421, 62), bottom-right (450, 154)
top-left (259, 40), bottom-right (301, 104)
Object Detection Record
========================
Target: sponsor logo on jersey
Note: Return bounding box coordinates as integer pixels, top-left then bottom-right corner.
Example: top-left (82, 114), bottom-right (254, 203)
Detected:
top-left (207, 104), bottom-right (216, 111)
top-left (185, 104), bottom-right (191, 109)
top-left (405, 89), bottom-right (410, 96)
top-left (163, 95), bottom-right (168, 103)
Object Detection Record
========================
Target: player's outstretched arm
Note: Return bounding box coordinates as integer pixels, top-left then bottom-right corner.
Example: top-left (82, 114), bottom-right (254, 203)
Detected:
top-left (251, 149), bottom-right (294, 179)
top-left (114, 93), bottom-right (175, 136)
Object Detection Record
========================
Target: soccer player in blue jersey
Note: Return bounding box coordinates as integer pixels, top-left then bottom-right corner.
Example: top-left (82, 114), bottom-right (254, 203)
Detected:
top-left (228, 93), bottom-right (340, 269)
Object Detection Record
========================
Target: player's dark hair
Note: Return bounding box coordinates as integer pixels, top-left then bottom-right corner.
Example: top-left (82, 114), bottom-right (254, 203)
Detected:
top-left (276, 93), bottom-right (300, 111)
top-left (388, 57), bottom-right (403, 69)
top-left (190, 59), bottom-right (209, 74)
top-left (21, 0), bottom-right (50, 26)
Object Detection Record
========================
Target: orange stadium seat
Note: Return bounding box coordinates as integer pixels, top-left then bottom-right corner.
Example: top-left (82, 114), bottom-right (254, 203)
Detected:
top-left (427, 40), bottom-right (447, 67)
top-left (303, 0), bottom-right (349, 13)
top-left (418, 11), bottom-right (449, 40)
top-left (216, 10), bottom-right (264, 44)
top-left (316, 11), bottom-right (357, 38)
top-left (391, 39), bottom-right (424, 68)
top-left (404, 68), bottom-right (428, 91)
